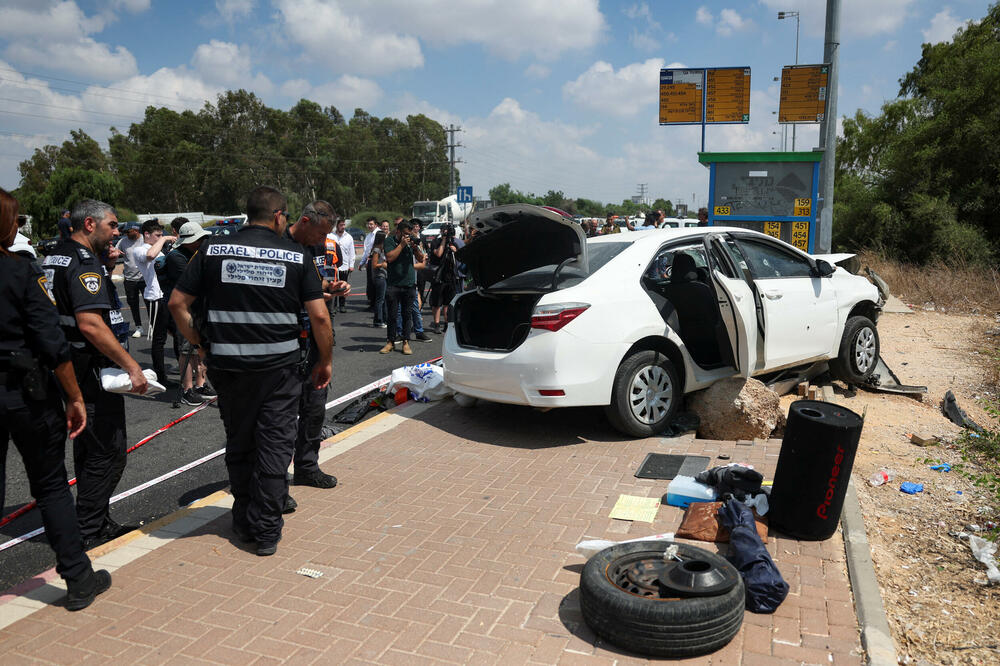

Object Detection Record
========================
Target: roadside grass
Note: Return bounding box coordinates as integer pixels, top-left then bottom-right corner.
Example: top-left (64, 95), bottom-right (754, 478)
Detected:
top-left (856, 250), bottom-right (1000, 314)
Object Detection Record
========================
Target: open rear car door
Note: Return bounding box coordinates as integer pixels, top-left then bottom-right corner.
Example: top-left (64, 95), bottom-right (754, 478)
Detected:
top-left (703, 233), bottom-right (758, 377)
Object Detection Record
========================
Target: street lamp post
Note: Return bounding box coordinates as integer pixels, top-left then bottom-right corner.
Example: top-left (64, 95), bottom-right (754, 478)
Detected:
top-left (778, 11), bottom-right (800, 150)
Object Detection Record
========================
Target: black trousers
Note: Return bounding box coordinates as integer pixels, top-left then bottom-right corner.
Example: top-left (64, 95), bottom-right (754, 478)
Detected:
top-left (146, 298), bottom-right (170, 382)
top-left (209, 365), bottom-right (301, 545)
top-left (123, 279), bottom-right (145, 328)
top-left (73, 363), bottom-right (127, 540)
top-left (336, 269), bottom-right (350, 309)
top-left (365, 260), bottom-right (375, 307)
top-left (385, 284), bottom-right (416, 342)
top-left (0, 377), bottom-right (92, 582)
top-left (294, 376), bottom-right (328, 476)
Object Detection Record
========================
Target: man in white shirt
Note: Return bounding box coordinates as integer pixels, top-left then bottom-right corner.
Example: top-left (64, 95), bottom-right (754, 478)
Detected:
top-left (357, 217), bottom-right (377, 311)
top-left (328, 219), bottom-right (355, 313)
top-left (129, 219), bottom-right (175, 382)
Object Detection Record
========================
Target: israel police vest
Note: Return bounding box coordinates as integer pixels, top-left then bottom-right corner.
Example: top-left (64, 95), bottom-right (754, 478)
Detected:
top-left (175, 225), bottom-right (323, 372)
top-left (46, 239), bottom-right (127, 357)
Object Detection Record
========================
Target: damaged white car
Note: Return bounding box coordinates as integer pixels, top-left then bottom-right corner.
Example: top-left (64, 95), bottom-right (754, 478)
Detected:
top-left (443, 205), bottom-right (882, 437)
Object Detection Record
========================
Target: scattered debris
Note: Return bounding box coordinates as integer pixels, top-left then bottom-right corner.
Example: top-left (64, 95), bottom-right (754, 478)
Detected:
top-left (574, 532), bottom-right (675, 559)
top-left (909, 433), bottom-right (939, 447)
top-left (941, 390), bottom-right (984, 432)
top-left (929, 463), bottom-right (952, 472)
top-left (968, 536), bottom-right (1000, 585)
top-left (609, 494), bottom-right (661, 522)
top-left (862, 356), bottom-right (928, 396)
top-left (687, 377), bottom-right (785, 440)
top-left (296, 568), bottom-right (324, 579)
top-left (869, 469), bottom-right (895, 487)
top-left (900, 482), bottom-right (924, 495)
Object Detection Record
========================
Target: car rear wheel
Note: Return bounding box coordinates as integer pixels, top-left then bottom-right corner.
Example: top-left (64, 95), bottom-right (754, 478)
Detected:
top-left (605, 350), bottom-right (680, 437)
top-left (829, 315), bottom-right (879, 385)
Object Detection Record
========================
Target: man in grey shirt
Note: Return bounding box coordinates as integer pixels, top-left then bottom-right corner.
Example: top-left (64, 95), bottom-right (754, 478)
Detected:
top-left (115, 224), bottom-right (146, 338)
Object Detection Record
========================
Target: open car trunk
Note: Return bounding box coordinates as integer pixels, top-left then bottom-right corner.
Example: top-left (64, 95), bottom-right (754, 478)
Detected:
top-left (454, 291), bottom-right (544, 352)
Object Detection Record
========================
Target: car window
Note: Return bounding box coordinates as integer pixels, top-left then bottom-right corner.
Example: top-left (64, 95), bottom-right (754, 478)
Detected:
top-left (736, 238), bottom-right (814, 279)
top-left (646, 243), bottom-right (707, 280)
top-left (489, 241), bottom-right (632, 290)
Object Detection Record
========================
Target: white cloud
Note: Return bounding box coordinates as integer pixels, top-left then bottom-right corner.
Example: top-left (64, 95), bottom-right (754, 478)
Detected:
top-left (216, 0), bottom-right (254, 22)
top-left (0, 1), bottom-right (137, 81)
top-left (274, 0), bottom-right (423, 76)
top-left (274, 0), bottom-right (605, 75)
top-left (694, 7), bottom-right (752, 36)
top-left (883, 40), bottom-right (897, 52)
top-left (524, 64), bottom-right (550, 80)
top-left (190, 39), bottom-right (272, 93)
top-left (562, 58), bottom-right (668, 116)
top-left (5, 38), bottom-right (137, 81)
top-left (108, 0), bottom-right (151, 12)
top-left (307, 76), bottom-right (384, 113)
top-left (760, 0), bottom-right (917, 39)
top-left (923, 8), bottom-right (966, 44)
top-left (280, 78), bottom-right (312, 99)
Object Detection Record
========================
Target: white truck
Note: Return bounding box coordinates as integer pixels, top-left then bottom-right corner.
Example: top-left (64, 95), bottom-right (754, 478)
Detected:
top-left (411, 194), bottom-right (472, 227)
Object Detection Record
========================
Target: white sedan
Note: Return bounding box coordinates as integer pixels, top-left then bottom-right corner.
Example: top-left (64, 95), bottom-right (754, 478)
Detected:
top-left (443, 205), bottom-right (882, 437)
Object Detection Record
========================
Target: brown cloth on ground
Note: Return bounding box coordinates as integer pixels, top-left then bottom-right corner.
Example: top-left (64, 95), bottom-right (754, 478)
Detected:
top-left (676, 501), bottom-right (768, 543)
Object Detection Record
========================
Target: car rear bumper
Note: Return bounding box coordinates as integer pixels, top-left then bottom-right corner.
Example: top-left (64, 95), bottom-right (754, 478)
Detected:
top-left (442, 329), bottom-right (628, 407)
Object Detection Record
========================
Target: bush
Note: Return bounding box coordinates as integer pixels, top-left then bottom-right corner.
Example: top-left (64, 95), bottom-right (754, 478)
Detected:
top-left (351, 210), bottom-right (406, 226)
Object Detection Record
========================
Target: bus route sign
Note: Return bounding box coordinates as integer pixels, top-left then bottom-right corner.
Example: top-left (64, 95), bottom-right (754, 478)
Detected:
top-left (778, 64), bottom-right (829, 124)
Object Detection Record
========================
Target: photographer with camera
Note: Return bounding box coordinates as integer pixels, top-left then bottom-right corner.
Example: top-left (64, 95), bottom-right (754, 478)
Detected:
top-left (428, 223), bottom-right (464, 334)
top-left (379, 220), bottom-right (424, 355)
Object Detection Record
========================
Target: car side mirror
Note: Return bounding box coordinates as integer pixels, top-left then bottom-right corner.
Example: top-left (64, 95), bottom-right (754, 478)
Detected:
top-left (815, 259), bottom-right (836, 277)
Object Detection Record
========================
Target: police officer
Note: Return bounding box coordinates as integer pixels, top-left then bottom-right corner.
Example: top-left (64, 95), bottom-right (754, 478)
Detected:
top-left (47, 199), bottom-right (148, 549)
top-left (285, 201), bottom-right (349, 492)
top-left (0, 188), bottom-right (112, 610)
top-left (169, 186), bottom-right (332, 556)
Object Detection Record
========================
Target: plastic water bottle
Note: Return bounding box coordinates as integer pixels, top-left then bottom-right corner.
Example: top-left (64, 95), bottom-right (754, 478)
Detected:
top-left (868, 469), bottom-right (894, 486)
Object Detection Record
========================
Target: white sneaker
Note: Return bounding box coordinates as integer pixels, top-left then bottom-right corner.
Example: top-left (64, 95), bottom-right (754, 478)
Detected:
top-left (131, 328), bottom-right (142, 338)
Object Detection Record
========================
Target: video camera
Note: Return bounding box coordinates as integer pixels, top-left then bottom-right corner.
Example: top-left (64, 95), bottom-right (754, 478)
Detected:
top-left (441, 223), bottom-right (456, 238)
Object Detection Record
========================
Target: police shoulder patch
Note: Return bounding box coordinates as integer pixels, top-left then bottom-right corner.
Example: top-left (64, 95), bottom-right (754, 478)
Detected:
top-left (79, 272), bottom-right (102, 295)
top-left (37, 276), bottom-right (56, 305)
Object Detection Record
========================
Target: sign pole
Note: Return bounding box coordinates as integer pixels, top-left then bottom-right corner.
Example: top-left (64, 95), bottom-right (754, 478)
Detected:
top-left (817, 0), bottom-right (841, 254)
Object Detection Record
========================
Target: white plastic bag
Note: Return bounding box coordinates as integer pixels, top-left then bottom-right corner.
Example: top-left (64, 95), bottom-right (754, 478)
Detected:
top-left (575, 532), bottom-right (675, 559)
top-left (386, 363), bottom-right (453, 402)
top-left (969, 535), bottom-right (1000, 585)
top-left (100, 368), bottom-right (166, 396)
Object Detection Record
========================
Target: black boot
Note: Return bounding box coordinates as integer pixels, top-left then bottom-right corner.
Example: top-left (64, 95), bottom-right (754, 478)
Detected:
top-left (66, 569), bottom-right (112, 611)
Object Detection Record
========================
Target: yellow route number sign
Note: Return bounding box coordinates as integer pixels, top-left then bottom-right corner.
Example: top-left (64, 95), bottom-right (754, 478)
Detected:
top-left (779, 64), bottom-right (829, 123)
top-left (791, 221), bottom-right (809, 251)
top-left (764, 221), bottom-right (781, 239)
top-left (714, 205), bottom-right (731, 216)
top-left (793, 197), bottom-right (811, 217)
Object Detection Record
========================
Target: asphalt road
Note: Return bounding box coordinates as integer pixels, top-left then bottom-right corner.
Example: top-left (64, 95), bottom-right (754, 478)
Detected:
top-left (0, 267), bottom-right (445, 591)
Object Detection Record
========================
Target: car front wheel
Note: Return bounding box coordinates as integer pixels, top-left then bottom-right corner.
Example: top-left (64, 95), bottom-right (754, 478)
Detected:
top-left (605, 350), bottom-right (680, 437)
top-left (829, 315), bottom-right (880, 385)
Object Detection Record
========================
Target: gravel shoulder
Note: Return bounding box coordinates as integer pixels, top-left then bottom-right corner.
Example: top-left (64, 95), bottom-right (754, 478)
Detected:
top-left (795, 309), bottom-right (999, 665)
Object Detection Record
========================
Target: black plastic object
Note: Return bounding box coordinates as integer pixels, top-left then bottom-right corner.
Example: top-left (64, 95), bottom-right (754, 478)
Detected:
top-left (718, 499), bottom-right (789, 613)
top-left (768, 400), bottom-right (863, 540)
top-left (941, 390), bottom-right (983, 433)
top-left (657, 558), bottom-right (739, 598)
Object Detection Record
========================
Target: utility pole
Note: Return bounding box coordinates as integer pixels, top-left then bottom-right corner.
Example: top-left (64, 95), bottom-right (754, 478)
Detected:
top-left (636, 183), bottom-right (649, 207)
top-left (445, 124), bottom-right (463, 196)
top-left (816, 0), bottom-right (840, 253)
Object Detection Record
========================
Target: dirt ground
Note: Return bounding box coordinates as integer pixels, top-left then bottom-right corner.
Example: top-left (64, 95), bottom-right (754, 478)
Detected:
top-left (794, 308), bottom-right (1000, 665)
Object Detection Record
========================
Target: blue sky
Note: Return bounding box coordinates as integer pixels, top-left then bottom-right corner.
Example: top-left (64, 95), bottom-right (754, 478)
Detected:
top-left (0, 0), bottom-right (992, 212)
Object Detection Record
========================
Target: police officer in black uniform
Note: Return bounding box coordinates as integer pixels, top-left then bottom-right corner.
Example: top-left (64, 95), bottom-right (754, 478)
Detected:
top-left (169, 186), bottom-right (332, 556)
top-left (46, 199), bottom-right (148, 549)
top-left (0, 188), bottom-right (112, 610)
top-left (285, 201), bottom-right (349, 492)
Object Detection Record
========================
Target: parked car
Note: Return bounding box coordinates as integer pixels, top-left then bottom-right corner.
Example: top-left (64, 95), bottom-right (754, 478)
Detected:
top-left (444, 204), bottom-right (882, 437)
top-left (206, 220), bottom-right (245, 237)
top-left (10, 232), bottom-right (36, 259)
top-left (36, 237), bottom-right (61, 256)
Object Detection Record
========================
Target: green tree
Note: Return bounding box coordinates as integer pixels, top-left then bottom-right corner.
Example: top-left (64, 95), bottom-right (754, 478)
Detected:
top-left (23, 167), bottom-right (123, 236)
top-left (834, 2), bottom-right (1000, 264)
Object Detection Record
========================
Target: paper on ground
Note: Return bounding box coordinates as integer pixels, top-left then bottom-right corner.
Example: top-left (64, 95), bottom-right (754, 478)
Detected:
top-left (609, 494), bottom-right (660, 523)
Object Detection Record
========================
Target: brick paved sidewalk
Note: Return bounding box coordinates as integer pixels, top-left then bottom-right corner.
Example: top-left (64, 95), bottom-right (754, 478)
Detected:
top-left (0, 400), bottom-right (864, 665)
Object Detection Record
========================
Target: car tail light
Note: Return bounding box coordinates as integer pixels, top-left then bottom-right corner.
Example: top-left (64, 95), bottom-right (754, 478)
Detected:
top-left (530, 303), bottom-right (590, 332)
top-left (539, 389), bottom-right (565, 396)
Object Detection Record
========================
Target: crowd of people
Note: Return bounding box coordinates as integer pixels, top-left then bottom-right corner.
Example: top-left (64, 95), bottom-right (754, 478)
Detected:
top-left (579, 207), bottom-right (709, 237)
top-left (0, 185), bottom-right (476, 613)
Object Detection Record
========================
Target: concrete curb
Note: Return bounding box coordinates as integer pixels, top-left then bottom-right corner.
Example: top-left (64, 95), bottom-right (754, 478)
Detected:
top-left (0, 399), bottom-right (435, 625)
top-left (841, 479), bottom-right (898, 665)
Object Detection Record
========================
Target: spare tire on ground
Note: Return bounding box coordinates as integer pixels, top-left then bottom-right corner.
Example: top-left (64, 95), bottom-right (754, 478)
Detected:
top-left (580, 540), bottom-right (745, 658)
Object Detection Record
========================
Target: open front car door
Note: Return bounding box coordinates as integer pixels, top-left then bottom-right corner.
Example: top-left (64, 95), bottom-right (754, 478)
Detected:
top-left (703, 233), bottom-right (758, 377)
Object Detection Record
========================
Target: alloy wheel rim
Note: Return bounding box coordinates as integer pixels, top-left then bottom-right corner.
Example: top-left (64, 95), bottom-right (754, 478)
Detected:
top-left (629, 365), bottom-right (673, 425)
top-left (854, 327), bottom-right (876, 373)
